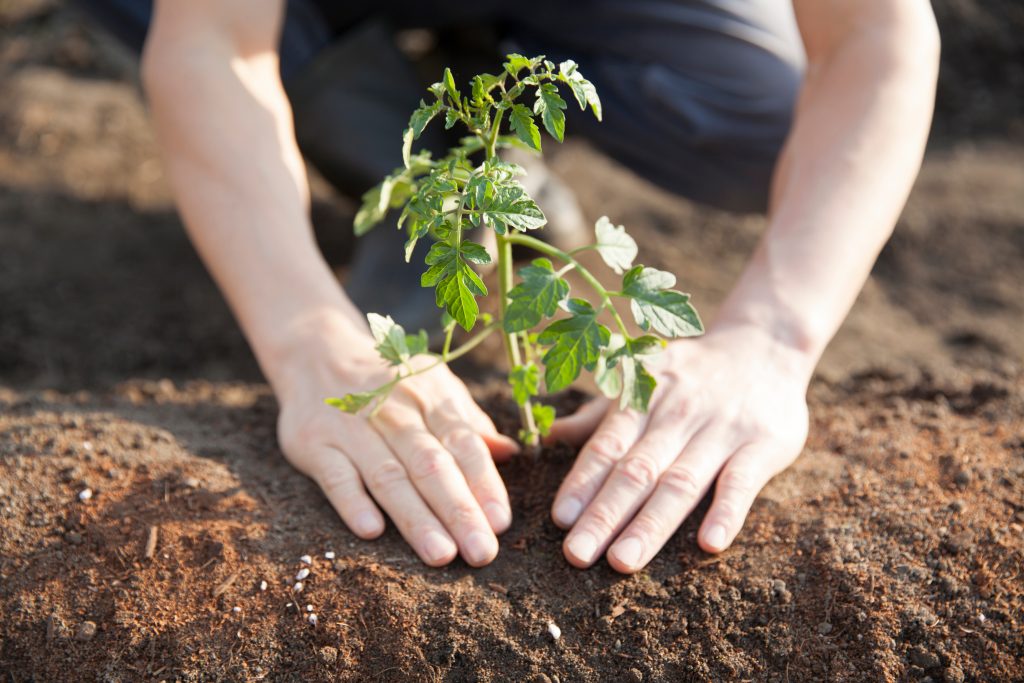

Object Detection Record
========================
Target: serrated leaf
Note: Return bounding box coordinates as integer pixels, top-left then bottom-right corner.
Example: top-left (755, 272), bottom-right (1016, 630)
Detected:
top-left (481, 183), bottom-right (547, 233)
top-left (619, 356), bottom-right (657, 411)
top-left (594, 216), bottom-right (638, 274)
top-left (537, 299), bottom-right (611, 392)
top-left (367, 313), bottom-right (428, 366)
top-left (622, 266), bottom-right (704, 338)
top-left (532, 403), bottom-right (555, 436)
top-left (459, 240), bottom-right (491, 265)
top-left (421, 241), bottom-right (487, 331)
top-left (509, 104), bottom-right (541, 151)
top-left (558, 60), bottom-right (602, 121)
top-left (595, 335), bottom-right (625, 399)
top-left (510, 363), bottom-right (540, 406)
top-left (504, 53), bottom-right (534, 77)
top-left (504, 258), bottom-right (570, 333)
top-left (534, 83), bottom-right (567, 142)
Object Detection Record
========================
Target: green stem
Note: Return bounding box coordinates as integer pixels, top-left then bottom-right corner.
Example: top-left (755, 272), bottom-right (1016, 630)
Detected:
top-left (496, 233), bottom-right (539, 445)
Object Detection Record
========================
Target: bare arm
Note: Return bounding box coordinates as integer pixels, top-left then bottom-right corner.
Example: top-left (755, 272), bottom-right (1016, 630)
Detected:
top-left (143, 0), bottom-right (518, 567)
top-left (551, 0), bottom-right (940, 572)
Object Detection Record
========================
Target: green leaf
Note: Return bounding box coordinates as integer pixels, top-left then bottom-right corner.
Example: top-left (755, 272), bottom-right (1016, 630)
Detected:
top-left (534, 83), bottom-right (567, 142)
top-left (618, 356), bottom-right (657, 411)
top-left (594, 335), bottom-right (625, 400)
top-left (459, 240), bottom-right (492, 265)
top-left (622, 266), bottom-right (704, 338)
top-left (367, 313), bottom-right (429, 366)
top-left (537, 299), bottom-right (611, 392)
top-left (558, 60), bottom-right (602, 121)
top-left (480, 183), bottom-right (547, 233)
top-left (404, 100), bottom-right (443, 168)
top-left (593, 216), bottom-right (638, 274)
top-left (509, 104), bottom-right (542, 151)
top-left (599, 335), bottom-right (663, 411)
top-left (443, 67), bottom-right (460, 101)
top-left (504, 258), bottom-right (570, 333)
top-left (510, 363), bottom-right (540, 406)
top-left (532, 403), bottom-right (556, 437)
top-left (421, 242), bottom-right (487, 331)
top-left (325, 392), bottom-right (378, 414)
top-left (504, 53), bottom-right (534, 78)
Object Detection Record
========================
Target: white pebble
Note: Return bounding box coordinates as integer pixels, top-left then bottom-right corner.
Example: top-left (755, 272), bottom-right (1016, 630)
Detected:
top-left (285, 602), bottom-right (293, 608)
top-left (82, 441), bottom-right (93, 452)
top-left (307, 613), bottom-right (318, 626)
top-left (232, 606), bottom-right (241, 613)
top-left (978, 613), bottom-right (987, 623)
top-left (293, 582), bottom-right (304, 593)
top-left (306, 604), bottom-right (314, 612)
top-left (295, 567), bottom-right (310, 581)
top-left (547, 622), bottom-right (561, 641)
top-left (259, 580), bottom-right (268, 591)
top-left (324, 551), bottom-right (336, 560)
top-left (78, 488), bottom-right (93, 502)
top-left (299, 555), bottom-right (313, 565)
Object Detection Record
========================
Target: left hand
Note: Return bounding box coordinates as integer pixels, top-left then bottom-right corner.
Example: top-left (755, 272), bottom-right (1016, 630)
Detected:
top-left (548, 322), bottom-right (812, 573)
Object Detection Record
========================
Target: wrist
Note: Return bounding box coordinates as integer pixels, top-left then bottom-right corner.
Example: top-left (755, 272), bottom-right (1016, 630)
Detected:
top-left (703, 315), bottom-right (820, 385)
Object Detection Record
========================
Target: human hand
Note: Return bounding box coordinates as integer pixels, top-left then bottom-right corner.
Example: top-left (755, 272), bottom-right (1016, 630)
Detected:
top-left (271, 311), bottom-right (519, 567)
top-left (548, 322), bottom-right (812, 573)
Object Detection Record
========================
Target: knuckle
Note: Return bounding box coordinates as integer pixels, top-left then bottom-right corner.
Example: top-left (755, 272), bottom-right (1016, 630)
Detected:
top-left (584, 505), bottom-right (618, 537)
top-left (367, 459), bottom-right (408, 491)
top-left (447, 501), bottom-right (481, 528)
top-left (717, 467), bottom-right (756, 499)
top-left (658, 466), bottom-right (702, 500)
top-left (408, 446), bottom-right (451, 480)
top-left (317, 468), bottom-right (356, 498)
top-left (627, 513), bottom-right (664, 542)
top-left (279, 415), bottom-right (332, 456)
top-left (615, 453), bottom-right (661, 490)
top-left (585, 431), bottom-right (629, 468)
top-left (441, 428), bottom-right (483, 457)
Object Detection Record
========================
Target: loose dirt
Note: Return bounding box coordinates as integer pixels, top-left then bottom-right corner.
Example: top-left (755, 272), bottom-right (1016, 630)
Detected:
top-left (1, 1), bottom-right (1022, 681)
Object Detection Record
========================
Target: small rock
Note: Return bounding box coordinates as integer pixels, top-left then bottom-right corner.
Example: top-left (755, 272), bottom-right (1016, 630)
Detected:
top-left (306, 604), bottom-right (314, 612)
top-left (296, 567), bottom-right (310, 581)
top-left (529, 675), bottom-right (552, 683)
top-left (46, 613), bottom-right (67, 639)
top-left (293, 582), bottom-right (304, 592)
top-left (77, 488), bottom-right (93, 502)
top-left (626, 668), bottom-right (644, 683)
top-left (75, 621), bottom-right (97, 641)
top-left (817, 622), bottom-right (833, 635)
top-left (300, 555), bottom-right (313, 565)
top-left (65, 531), bottom-right (83, 545)
top-left (183, 477), bottom-right (201, 489)
top-left (944, 664), bottom-right (965, 683)
top-left (324, 551), bottom-right (336, 560)
top-left (909, 645), bottom-right (940, 669)
top-left (231, 606), bottom-right (241, 613)
top-left (307, 613), bottom-right (318, 626)
top-left (318, 646), bottom-right (338, 664)
top-left (953, 469), bottom-right (972, 486)
top-left (547, 622), bottom-right (561, 641)
top-left (949, 500), bottom-right (966, 513)
top-left (771, 579), bottom-right (792, 603)
top-left (259, 580), bottom-right (268, 591)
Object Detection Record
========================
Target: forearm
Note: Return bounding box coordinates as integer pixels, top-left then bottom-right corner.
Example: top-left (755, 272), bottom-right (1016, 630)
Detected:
top-left (714, 1), bottom-right (940, 376)
top-left (142, 5), bottom-right (372, 393)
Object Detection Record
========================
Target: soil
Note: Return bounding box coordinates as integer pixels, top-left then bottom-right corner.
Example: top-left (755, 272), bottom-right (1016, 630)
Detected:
top-left (1, 2), bottom-right (1023, 681)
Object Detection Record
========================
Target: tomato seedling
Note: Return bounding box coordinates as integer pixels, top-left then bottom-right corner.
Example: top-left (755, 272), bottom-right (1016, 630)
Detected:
top-left (327, 55), bottom-right (703, 445)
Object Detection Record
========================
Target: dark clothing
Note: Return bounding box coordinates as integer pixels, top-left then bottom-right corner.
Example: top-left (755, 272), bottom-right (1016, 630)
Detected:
top-left (75, 0), bottom-right (803, 213)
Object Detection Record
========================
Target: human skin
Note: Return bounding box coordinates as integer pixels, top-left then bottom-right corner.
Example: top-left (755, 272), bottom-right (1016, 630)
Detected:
top-left (141, 0), bottom-right (938, 571)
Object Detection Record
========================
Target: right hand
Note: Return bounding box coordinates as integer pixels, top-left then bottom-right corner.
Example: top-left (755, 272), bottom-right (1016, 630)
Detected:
top-left (271, 311), bottom-right (520, 567)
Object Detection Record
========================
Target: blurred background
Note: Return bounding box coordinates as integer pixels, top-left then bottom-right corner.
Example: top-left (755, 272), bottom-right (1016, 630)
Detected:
top-left (0, 0), bottom-right (1021, 390)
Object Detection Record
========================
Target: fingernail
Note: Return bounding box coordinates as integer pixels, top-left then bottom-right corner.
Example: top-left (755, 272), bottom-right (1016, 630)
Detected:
top-left (566, 532), bottom-right (598, 564)
top-left (422, 531), bottom-right (455, 565)
top-left (464, 530), bottom-right (498, 566)
top-left (703, 524), bottom-right (727, 551)
top-left (485, 502), bottom-right (511, 531)
top-left (553, 497), bottom-right (582, 526)
top-left (354, 511), bottom-right (381, 536)
top-left (611, 537), bottom-right (643, 569)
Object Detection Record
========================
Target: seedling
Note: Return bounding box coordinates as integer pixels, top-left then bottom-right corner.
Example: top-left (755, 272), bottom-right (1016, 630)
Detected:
top-left (327, 55), bottom-right (703, 445)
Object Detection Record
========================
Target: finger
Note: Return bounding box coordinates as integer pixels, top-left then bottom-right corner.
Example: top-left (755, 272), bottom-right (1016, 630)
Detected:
top-left (342, 428), bottom-right (459, 567)
top-left (550, 406), bottom-right (646, 529)
top-left (605, 432), bottom-right (732, 573)
top-left (698, 444), bottom-right (777, 554)
top-left (373, 402), bottom-right (499, 567)
top-left (546, 397), bottom-right (610, 446)
top-left (562, 423), bottom-right (683, 567)
top-left (311, 446), bottom-right (385, 539)
top-left (457, 395), bottom-right (521, 462)
top-left (424, 407), bottom-right (512, 534)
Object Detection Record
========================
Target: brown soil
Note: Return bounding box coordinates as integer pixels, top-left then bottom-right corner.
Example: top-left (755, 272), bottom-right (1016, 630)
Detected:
top-left (1, 2), bottom-right (1023, 681)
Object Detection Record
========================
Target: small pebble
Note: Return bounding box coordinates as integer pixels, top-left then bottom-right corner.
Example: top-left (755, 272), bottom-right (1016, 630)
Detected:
top-left (259, 580), bottom-right (268, 591)
top-left (231, 606), bottom-right (241, 614)
top-left (296, 567), bottom-right (310, 581)
top-left (817, 622), bottom-right (833, 635)
top-left (285, 602), bottom-right (293, 608)
top-left (944, 664), bottom-right (965, 683)
top-left (547, 622), bottom-right (561, 641)
top-left (626, 668), bottom-right (644, 683)
top-left (324, 551), bottom-right (336, 560)
top-left (307, 613), bottom-right (318, 626)
top-left (318, 646), bottom-right (338, 664)
top-left (183, 477), bottom-right (200, 489)
top-left (75, 621), bottom-right (97, 641)
top-left (293, 582), bottom-right (304, 593)
top-left (82, 441), bottom-right (93, 452)
top-left (306, 604), bottom-right (314, 612)
top-left (953, 469), bottom-right (972, 486)
top-left (65, 531), bottom-right (83, 545)
top-left (300, 555), bottom-right (313, 565)
top-left (77, 488), bottom-right (93, 502)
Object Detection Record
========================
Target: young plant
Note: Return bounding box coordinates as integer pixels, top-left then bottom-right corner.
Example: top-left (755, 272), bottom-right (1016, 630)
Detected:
top-left (326, 55), bottom-right (703, 445)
